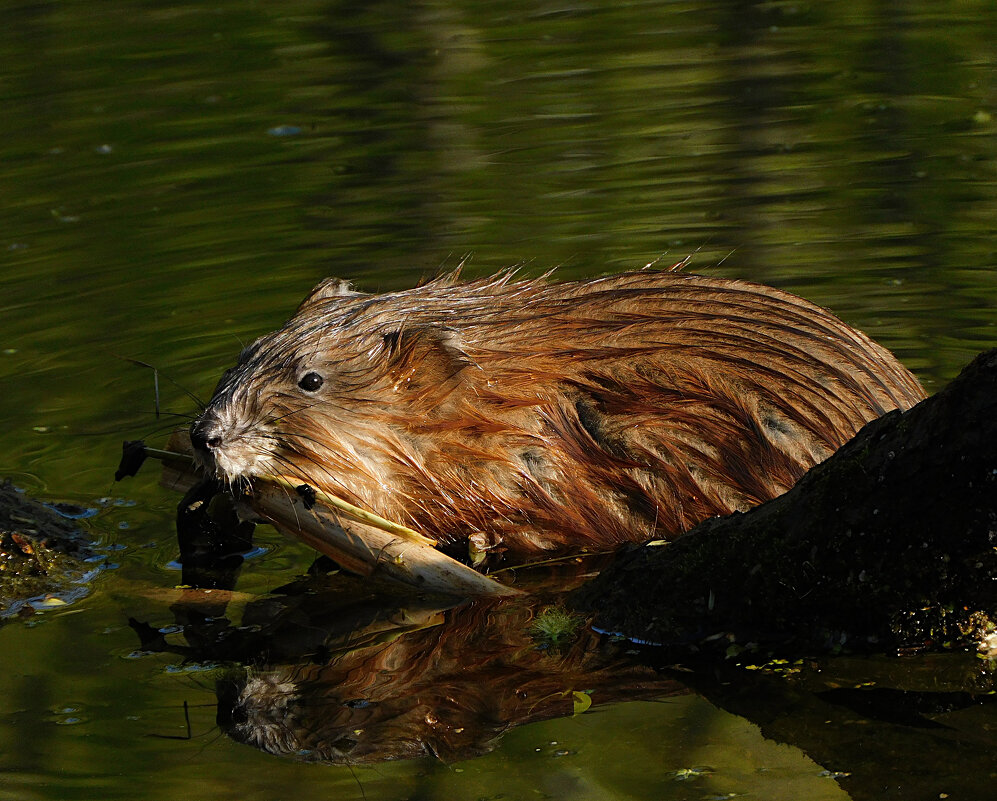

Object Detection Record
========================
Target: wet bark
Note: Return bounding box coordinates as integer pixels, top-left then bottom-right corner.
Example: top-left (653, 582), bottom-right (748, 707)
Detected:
top-left (572, 349), bottom-right (997, 656)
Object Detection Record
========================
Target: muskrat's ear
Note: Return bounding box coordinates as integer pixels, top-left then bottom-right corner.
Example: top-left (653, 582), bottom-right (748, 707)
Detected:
top-left (384, 325), bottom-right (474, 395)
top-left (295, 277), bottom-right (365, 314)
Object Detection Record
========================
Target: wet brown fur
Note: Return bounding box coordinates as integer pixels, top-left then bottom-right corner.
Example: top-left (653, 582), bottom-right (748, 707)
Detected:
top-left (192, 270), bottom-right (926, 562)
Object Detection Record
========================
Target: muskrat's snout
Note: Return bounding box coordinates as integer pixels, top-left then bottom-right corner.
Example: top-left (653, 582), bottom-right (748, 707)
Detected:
top-left (190, 417), bottom-right (223, 455)
top-left (189, 414), bottom-right (224, 474)
top-left (189, 401), bottom-right (276, 484)
top-left (190, 413), bottom-right (225, 454)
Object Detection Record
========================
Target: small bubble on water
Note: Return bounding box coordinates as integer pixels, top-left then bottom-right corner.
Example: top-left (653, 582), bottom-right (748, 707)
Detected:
top-left (268, 125), bottom-right (302, 137)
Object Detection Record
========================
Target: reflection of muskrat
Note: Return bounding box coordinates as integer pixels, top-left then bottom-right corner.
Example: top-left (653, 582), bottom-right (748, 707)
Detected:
top-left (215, 596), bottom-right (683, 764)
top-left (191, 270), bottom-right (925, 561)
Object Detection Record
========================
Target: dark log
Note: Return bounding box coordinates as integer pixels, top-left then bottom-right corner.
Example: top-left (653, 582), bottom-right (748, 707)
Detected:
top-left (572, 349), bottom-right (997, 656)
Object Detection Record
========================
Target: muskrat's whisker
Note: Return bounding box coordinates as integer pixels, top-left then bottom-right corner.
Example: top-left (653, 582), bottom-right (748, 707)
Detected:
top-left (184, 724), bottom-right (230, 760)
top-left (118, 409), bottom-right (198, 421)
top-left (268, 440), bottom-right (398, 507)
top-left (268, 389), bottom-right (358, 418)
top-left (267, 403), bottom-right (323, 424)
top-left (263, 443), bottom-right (433, 542)
top-left (258, 433), bottom-right (336, 475)
top-left (262, 465), bottom-right (302, 531)
top-left (262, 430), bottom-right (341, 460)
top-left (71, 416), bottom-right (192, 439)
top-left (262, 431), bottom-right (373, 480)
top-left (264, 448), bottom-right (334, 492)
top-left (116, 355), bottom-right (206, 412)
top-left (346, 760), bottom-right (368, 801)
top-left (141, 420), bottom-right (198, 440)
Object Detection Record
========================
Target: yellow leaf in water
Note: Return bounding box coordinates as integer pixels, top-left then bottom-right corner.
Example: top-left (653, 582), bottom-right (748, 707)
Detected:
top-left (32, 596), bottom-right (69, 609)
top-left (572, 690), bottom-right (592, 716)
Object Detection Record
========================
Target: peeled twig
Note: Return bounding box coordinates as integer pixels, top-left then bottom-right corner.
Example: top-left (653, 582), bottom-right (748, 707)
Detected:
top-left (250, 480), bottom-right (520, 597)
top-left (266, 474), bottom-right (437, 548)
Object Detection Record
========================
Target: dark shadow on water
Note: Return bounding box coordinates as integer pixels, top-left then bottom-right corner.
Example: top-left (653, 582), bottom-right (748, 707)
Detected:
top-left (673, 655), bottom-right (997, 801)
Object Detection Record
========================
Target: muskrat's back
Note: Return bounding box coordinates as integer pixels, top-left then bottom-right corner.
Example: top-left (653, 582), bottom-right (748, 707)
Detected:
top-left (191, 271), bottom-right (926, 563)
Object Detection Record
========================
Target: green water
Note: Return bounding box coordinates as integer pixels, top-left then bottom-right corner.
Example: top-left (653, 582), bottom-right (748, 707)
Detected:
top-left (1, 1), bottom-right (995, 799)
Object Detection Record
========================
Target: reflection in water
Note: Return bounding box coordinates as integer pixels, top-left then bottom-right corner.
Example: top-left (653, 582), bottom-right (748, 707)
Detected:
top-left (218, 600), bottom-right (682, 763)
top-left (129, 564), bottom-right (997, 801)
top-left (136, 575), bottom-right (685, 763)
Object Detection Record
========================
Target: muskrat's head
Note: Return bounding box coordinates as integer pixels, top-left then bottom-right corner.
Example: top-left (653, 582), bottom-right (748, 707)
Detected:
top-left (189, 277), bottom-right (476, 505)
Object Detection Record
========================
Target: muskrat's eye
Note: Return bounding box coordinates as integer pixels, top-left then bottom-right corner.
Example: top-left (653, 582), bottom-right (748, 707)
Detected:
top-left (298, 371), bottom-right (324, 392)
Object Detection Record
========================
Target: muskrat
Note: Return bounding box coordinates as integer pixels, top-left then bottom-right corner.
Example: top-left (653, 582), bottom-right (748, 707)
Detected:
top-left (190, 270), bottom-right (926, 562)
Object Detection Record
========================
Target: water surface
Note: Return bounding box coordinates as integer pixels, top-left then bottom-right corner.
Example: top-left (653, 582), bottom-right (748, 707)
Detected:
top-left (1, 1), bottom-right (995, 799)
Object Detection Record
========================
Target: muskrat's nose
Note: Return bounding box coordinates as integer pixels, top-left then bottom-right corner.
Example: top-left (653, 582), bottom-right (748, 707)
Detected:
top-left (190, 420), bottom-right (223, 453)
